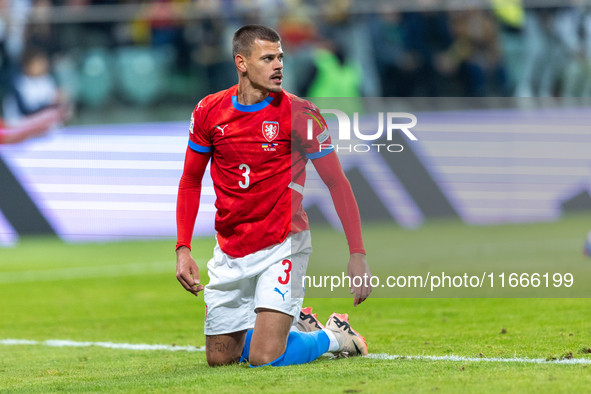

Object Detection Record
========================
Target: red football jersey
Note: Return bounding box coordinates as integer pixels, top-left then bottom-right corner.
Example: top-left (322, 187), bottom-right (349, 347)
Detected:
top-left (189, 85), bottom-right (332, 258)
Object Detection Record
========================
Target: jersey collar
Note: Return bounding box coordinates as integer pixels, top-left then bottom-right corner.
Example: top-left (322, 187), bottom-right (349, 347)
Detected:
top-left (231, 94), bottom-right (274, 112)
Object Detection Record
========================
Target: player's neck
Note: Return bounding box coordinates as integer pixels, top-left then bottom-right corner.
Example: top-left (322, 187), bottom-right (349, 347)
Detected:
top-left (236, 80), bottom-right (270, 106)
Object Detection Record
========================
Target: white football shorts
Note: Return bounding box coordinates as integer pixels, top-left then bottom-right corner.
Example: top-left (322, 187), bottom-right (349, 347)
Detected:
top-left (203, 230), bottom-right (312, 336)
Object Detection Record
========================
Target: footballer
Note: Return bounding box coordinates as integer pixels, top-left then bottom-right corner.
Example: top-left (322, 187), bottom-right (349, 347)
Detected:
top-left (175, 25), bottom-right (372, 367)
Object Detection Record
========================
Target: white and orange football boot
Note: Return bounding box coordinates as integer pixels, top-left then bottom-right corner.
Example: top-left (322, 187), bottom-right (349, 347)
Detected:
top-left (325, 312), bottom-right (368, 358)
top-left (296, 307), bottom-right (325, 332)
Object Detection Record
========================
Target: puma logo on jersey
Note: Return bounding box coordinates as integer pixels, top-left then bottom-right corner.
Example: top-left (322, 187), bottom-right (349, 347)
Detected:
top-left (215, 124), bottom-right (228, 135)
top-left (273, 287), bottom-right (288, 301)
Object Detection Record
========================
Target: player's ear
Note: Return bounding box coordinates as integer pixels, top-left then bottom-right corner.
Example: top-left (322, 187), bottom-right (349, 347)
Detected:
top-left (235, 54), bottom-right (247, 73)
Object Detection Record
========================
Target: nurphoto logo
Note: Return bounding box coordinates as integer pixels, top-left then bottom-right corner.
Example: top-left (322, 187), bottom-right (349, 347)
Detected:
top-left (308, 110), bottom-right (418, 153)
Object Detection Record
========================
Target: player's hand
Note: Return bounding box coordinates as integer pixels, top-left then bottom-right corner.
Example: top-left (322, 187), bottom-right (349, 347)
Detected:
top-left (347, 253), bottom-right (372, 307)
top-left (176, 246), bottom-right (204, 296)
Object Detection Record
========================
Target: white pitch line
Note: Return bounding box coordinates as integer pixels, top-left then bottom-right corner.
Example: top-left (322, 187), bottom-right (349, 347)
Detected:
top-left (0, 339), bottom-right (204, 352)
top-left (1, 339), bottom-right (590, 365)
top-left (367, 353), bottom-right (591, 365)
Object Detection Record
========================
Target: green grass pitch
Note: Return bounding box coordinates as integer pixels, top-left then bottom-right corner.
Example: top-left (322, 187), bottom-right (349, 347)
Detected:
top-left (1, 215), bottom-right (591, 393)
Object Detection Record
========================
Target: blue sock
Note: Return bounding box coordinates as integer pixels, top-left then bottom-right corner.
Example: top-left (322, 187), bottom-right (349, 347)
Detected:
top-left (249, 330), bottom-right (330, 367)
top-left (239, 329), bottom-right (253, 363)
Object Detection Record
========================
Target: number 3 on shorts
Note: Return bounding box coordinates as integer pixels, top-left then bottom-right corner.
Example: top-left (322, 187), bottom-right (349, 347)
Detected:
top-left (278, 259), bottom-right (291, 285)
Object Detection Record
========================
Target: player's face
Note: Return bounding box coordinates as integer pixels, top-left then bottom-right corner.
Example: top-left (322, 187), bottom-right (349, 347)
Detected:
top-left (246, 39), bottom-right (284, 93)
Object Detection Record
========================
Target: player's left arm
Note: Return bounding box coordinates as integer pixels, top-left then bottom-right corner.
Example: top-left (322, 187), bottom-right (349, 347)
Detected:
top-left (312, 151), bottom-right (372, 306)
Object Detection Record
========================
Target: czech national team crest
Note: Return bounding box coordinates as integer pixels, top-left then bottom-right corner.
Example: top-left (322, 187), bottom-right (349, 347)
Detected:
top-left (262, 121), bottom-right (279, 142)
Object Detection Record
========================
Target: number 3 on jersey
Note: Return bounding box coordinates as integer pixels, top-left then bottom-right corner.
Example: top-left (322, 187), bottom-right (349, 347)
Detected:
top-left (239, 163), bottom-right (250, 189)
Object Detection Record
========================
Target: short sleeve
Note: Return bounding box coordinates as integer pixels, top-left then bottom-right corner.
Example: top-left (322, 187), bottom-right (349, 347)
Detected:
top-left (188, 99), bottom-right (213, 153)
top-left (292, 100), bottom-right (333, 160)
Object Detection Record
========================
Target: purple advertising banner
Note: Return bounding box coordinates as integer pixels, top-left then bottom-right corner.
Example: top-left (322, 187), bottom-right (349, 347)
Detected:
top-left (1, 103), bottom-right (590, 246)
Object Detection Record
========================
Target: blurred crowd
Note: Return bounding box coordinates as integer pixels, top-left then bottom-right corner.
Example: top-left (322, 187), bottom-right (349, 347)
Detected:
top-left (1, 0), bottom-right (591, 120)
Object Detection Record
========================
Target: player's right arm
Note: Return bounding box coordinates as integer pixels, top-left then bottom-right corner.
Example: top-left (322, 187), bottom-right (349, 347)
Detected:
top-left (176, 147), bottom-right (211, 296)
top-left (175, 101), bottom-right (213, 296)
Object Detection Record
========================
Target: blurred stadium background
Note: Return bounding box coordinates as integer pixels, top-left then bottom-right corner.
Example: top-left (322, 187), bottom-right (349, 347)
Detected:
top-left (3, 0), bottom-right (591, 116)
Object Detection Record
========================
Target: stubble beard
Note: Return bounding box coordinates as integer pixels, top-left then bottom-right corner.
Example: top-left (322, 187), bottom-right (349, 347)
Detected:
top-left (268, 85), bottom-right (282, 93)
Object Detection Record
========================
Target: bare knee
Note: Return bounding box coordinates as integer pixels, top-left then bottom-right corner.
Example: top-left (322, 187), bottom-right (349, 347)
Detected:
top-left (205, 332), bottom-right (246, 367)
top-left (248, 309), bottom-right (292, 366)
top-left (249, 348), bottom-right (280, 367)
top-left (206, 351), bottom-right (238, 367)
